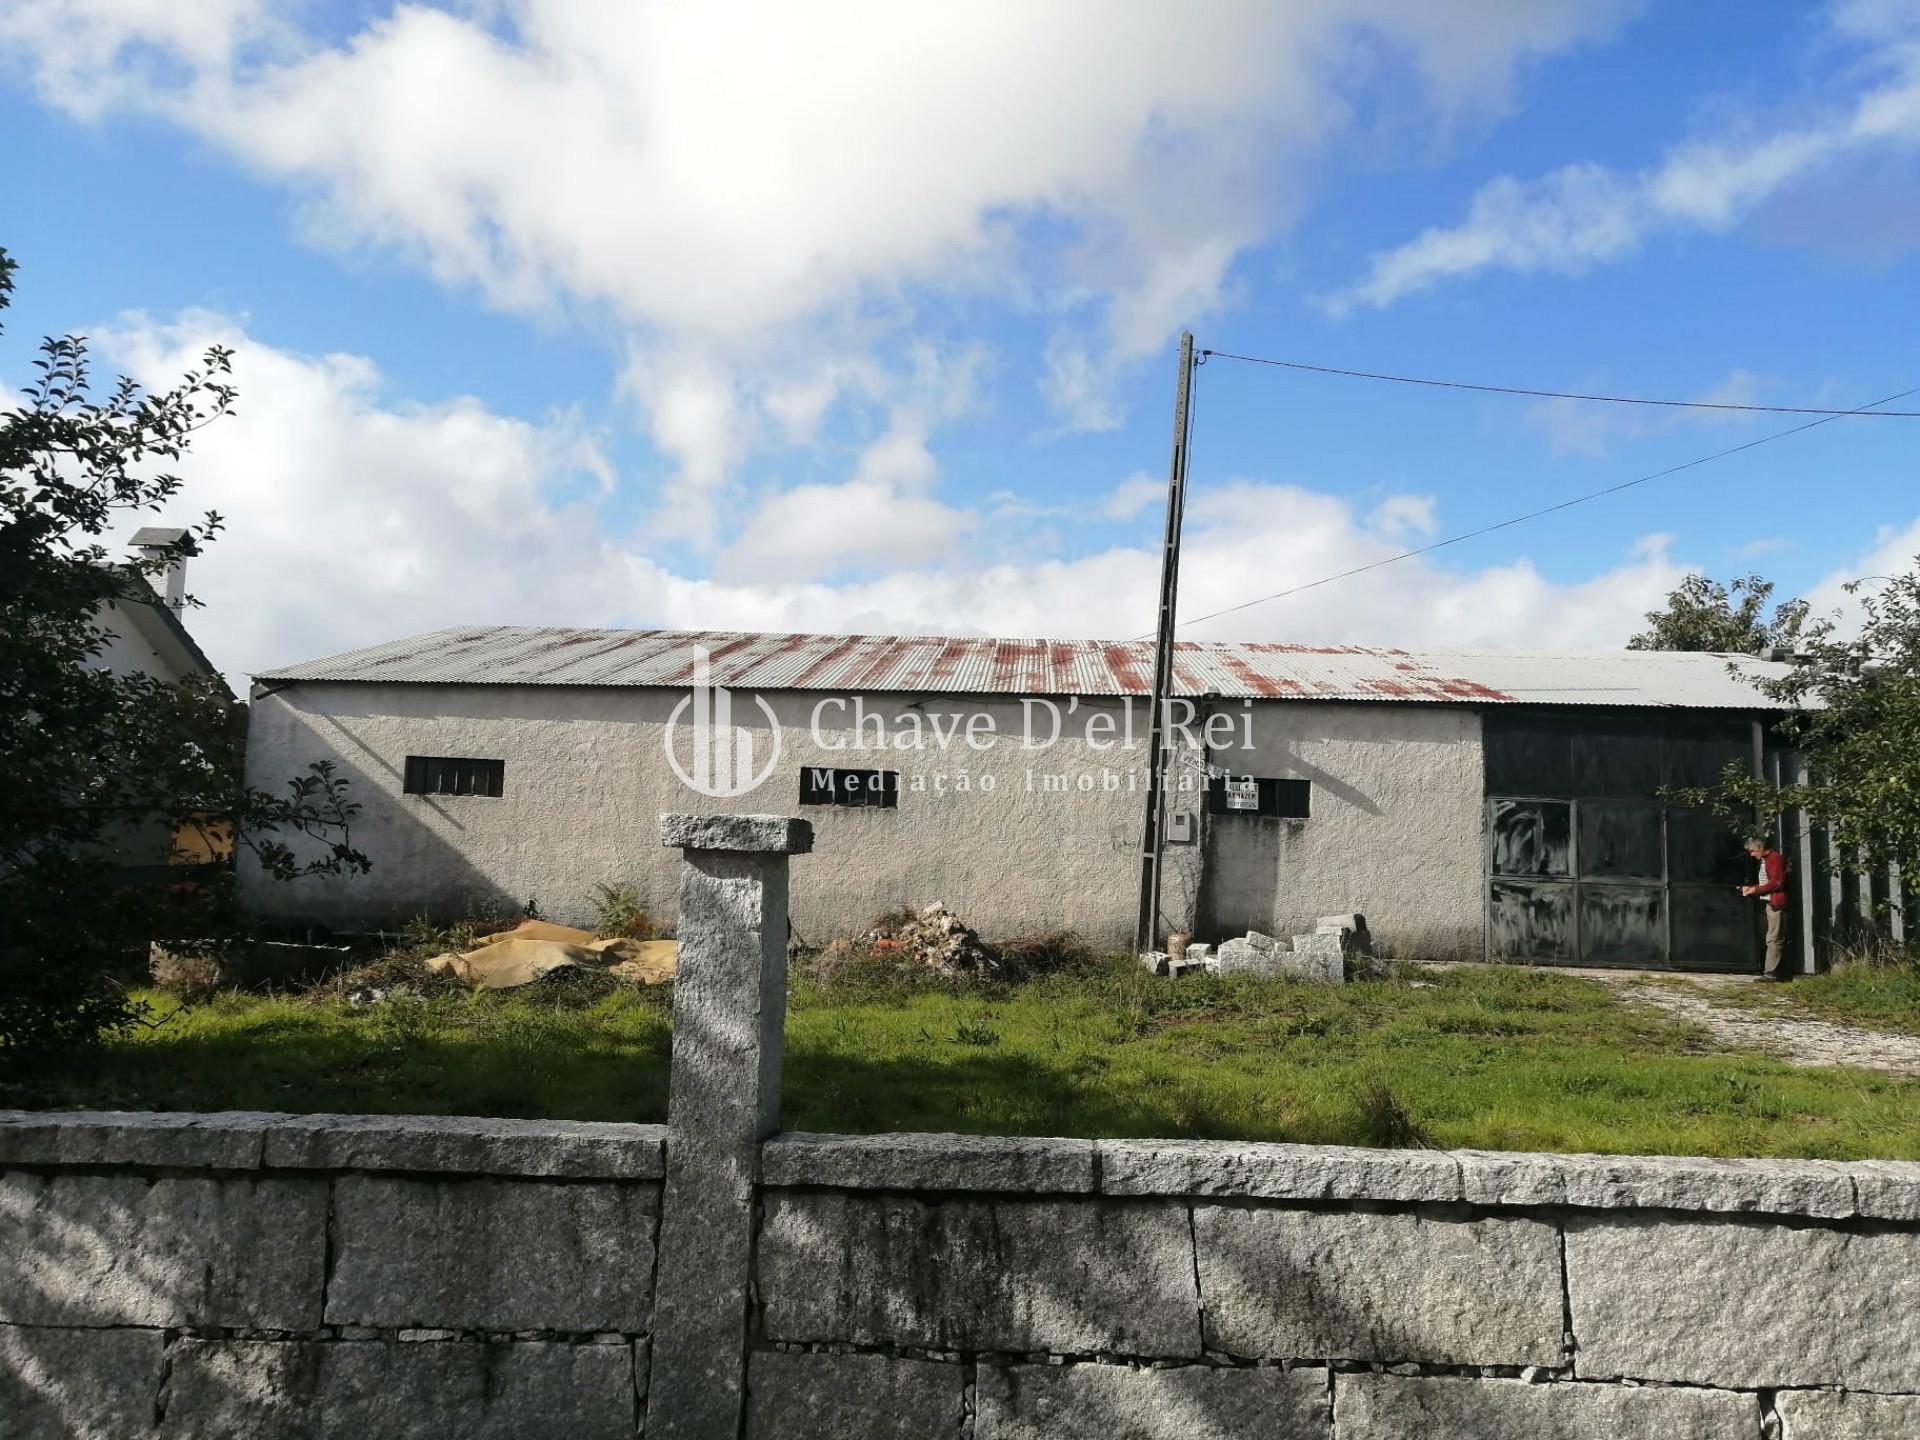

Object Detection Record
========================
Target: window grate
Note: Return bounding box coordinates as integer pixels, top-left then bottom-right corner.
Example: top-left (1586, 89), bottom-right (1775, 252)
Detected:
top-left (403, 756), bottom-right (505, 798)
top-left (799, 767), bottom-right (899, 809)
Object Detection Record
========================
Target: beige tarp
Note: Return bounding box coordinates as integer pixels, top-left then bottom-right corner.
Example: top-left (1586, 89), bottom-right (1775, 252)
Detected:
top-left (427, 919), bottom-right (677, 989)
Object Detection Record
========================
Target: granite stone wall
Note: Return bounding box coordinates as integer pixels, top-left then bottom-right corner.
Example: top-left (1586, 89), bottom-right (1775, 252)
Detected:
top-left (4, 1113), bottom-right (1916, 1438)
top-left (0, 1112), bottom-right (662, 1439)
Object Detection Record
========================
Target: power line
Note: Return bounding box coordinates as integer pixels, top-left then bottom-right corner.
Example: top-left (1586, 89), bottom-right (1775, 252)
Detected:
top-left (1167, 385), bottom-right (1920, 635)
top-left (1200, 350), bottom-right (1920, 417)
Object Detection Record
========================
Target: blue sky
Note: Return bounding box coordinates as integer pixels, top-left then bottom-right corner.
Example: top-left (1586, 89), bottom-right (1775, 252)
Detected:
top-left (3, 1), bottom-right (1917, 684)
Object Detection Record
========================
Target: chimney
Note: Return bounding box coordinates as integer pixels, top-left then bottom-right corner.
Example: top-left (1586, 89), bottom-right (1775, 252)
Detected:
top-left (129, 526), bottom-right (190, 610)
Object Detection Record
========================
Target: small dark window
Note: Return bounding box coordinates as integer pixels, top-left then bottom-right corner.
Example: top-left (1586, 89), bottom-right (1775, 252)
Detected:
top-left (404, 756), bottom-right (505, 798)
top-left (1208, 775), bottom-right (1310, 819)
top-left (799, 767), bottom-right (899, 808)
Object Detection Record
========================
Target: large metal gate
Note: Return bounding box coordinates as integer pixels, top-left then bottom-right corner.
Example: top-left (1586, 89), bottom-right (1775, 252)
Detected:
top-left (1483, 711), bottom-right (1759, 971)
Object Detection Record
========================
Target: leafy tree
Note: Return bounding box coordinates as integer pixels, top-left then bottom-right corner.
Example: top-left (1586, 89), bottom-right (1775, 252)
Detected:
top-left (1691, 560), bottom-right (1920, 922)
top-left (1628, 572), bottom-right (1809, 654)
top-left (0, 249), bottom-right (369, 1067)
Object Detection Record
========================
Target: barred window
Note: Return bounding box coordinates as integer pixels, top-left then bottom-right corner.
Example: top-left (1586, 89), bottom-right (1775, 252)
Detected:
top-left (403, 756), bottom-right (505, 798)
top-left (799, 767), bottom-right (899, 808)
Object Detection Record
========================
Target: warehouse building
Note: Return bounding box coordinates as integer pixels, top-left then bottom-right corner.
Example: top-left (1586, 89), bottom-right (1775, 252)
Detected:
top-left (241, 625), bottom-right (1814, 972)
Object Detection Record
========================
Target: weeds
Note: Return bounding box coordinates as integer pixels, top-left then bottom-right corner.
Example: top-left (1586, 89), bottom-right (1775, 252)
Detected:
top-left (593, 883), bottom-right (654, 940)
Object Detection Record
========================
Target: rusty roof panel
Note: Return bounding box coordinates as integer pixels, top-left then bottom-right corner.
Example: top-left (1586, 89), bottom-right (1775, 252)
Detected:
top-left (257, 625), bottom-right (1792, 709)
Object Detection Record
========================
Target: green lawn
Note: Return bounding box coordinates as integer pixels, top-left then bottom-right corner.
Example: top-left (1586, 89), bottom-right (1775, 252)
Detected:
top-left (1707, 958), bottom-right (1920, 1036)
top-left (26, 958), bottom-right (1920, 1159)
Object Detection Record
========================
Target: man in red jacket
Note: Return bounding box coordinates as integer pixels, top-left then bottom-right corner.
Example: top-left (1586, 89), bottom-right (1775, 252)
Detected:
top-left (1741, 835), bottom-right (1791, 980)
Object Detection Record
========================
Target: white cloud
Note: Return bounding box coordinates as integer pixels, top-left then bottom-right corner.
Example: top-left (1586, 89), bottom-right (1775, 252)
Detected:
top-left (3, 0), bottom-right (1632, 430)
top-left (98, 314), bottom-right (1720, 689)
top-left (1332, 6), bottom-right (1920, 310)
top-left (1523, 368), bottom-right (1768, 457)
top-left (1804, 515), bottom-right (1920, 633)
top-left (1098, 472), bottom-right (1165, 523)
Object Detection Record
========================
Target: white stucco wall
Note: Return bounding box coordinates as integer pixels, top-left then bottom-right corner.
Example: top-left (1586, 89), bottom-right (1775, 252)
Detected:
top-left (1200, 702), bottom-right (1487, 961)
top-left (240, 682), bottom-right (1171, 945)
top-left (240, 683), bottom-right (1486, 956)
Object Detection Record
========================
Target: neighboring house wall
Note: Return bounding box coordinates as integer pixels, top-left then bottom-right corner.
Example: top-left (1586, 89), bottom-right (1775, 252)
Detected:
top-left (1203, 703), bottom-right (1486, 961)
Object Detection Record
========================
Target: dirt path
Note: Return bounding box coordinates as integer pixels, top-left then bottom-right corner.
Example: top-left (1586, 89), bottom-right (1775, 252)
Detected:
top-left (1602, 974), bottom-right (1920, 1076)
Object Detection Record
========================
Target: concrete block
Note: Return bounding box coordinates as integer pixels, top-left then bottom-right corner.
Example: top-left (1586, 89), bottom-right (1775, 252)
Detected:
top-left (1315, 914), bottom-right (1365, 933)
top-left (1245, 931), bottom-right (1278, 952)
top-left (1184, 942), bottom-right (1213, 961)
top-left (975, 1362), bottom-right (1328, 1439)
top-left (1335, 1372), bottom-right (1759, 1440)
top-left (1097, 1139), bottom-right (1461, 1203)
top-left (1194, 1205), bottom-right (1562, 1366)
top-left (744, 1350), bottom-right (963, 1440)
top-left (1776, 1388), bottom-right (1920, 1439)
top-left (159, 1338), bottom-right (636, 1439)
top-left (0, 1324), bottom-right (165, 1439)
top-left (263, 1113), bottom-right (666, 1180)
top-left (762, 1132), bottom-right (1095, 1193)
top-left (1848, 1159), bottom-right (1920, 1221)
top-left (0, 1173), bottom-right (325, 1329)
top-left (1139, 951), bottom-right (1170, 976)
top-left (1566, 1214), bottom-right (1920, 1390)
top-left (660, 813), bottom-right (813, 854)
top-left (1458, 1149), bottom-right (1856, 1218)
top-left (0, 1109), bottom-right (279, 1170)
top-left (326, 1176), bottom-right (656, 1332)
top-left (758, 1192), bottom-right (1201, 1357)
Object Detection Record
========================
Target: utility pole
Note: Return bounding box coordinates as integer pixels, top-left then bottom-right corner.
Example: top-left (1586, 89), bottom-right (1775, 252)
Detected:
top-left (1135, 331), bottom-right (1196, 954)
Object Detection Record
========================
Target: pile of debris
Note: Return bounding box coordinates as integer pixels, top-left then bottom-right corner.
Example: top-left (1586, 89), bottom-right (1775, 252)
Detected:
top-left (1141, 914), bottom-right (1371, 986)
top-left (821, 901), bottom-right (1000, 976)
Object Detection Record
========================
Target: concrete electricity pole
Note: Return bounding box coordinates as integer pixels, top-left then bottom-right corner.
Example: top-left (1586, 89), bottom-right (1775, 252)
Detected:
top-left (1135, 332), bottom-right (1197, 954)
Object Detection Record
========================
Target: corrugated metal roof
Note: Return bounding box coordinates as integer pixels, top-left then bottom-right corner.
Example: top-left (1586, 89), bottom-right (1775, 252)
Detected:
top-left (257, 626), bottom-right (1794, 709)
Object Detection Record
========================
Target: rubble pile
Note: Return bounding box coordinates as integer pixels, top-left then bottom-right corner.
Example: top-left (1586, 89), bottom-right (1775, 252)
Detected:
top-left (829, 902), bottom-right (1000, 976)
top-left (1140, 914), bottom-right (1370, 985)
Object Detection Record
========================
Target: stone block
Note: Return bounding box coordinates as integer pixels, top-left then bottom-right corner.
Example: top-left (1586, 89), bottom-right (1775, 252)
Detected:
top-left (0, 1173), bottom-right (324, 1329)
top-left (660, 813), bottom-right (813, 854)
top-left (1278, 937), bottom-right (1344, 984)
top-left (1334, 1372), bottom-right (1759, 1440)
top-left (0, 1324), bottom-right (165, 1439)
top-left (1458, 1149), bottom-right (1856, 1218)
top-left (1139, 951), bottom-right (1170, 976)
top-left (1097, 1139), bottom-right (1461, 1203)
top-left (1566, 1214), bottom-right (1920, 1390)
top-left (1213, 938), bottom-right (1285, 978)
top-left (0, 1109), bottom-right (279, 1170)
top-left (159, 1338), bottom-right (636, 1439)
top-left (975, 1362), bottom-right (1327, 1439)
top-left (1184, 942), bottom-right (1213, 961)
top-left (1849, 1159), bottom-right (1920, 1221)
top-left (757, 1192), bottom-right (1200, 1357)
top-left (263, 1114), bottom-right (666, 1180)
top-left (744, 1350), bottom-right (963, 1440)
top-left (1776, 1388), bottom-right (1920, 1439)
top-left (1193, 1205), bottom-right (1562, 1366)
top-left (762, 1132), bottom-right (1095, 1193)
top-left (326, 1176), bottom-right (656, 1331)
top-left (1245, 931), bottom-right (1278, 952)
top-left (1315, 914), bottom-right (1366, 934)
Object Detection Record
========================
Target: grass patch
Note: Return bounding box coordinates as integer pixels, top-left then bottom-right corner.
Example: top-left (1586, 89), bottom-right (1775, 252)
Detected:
top-left (20, 958), bottom-right (1920, 1158)
top-left (1708, 950), bottom-right (1920, 1036)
